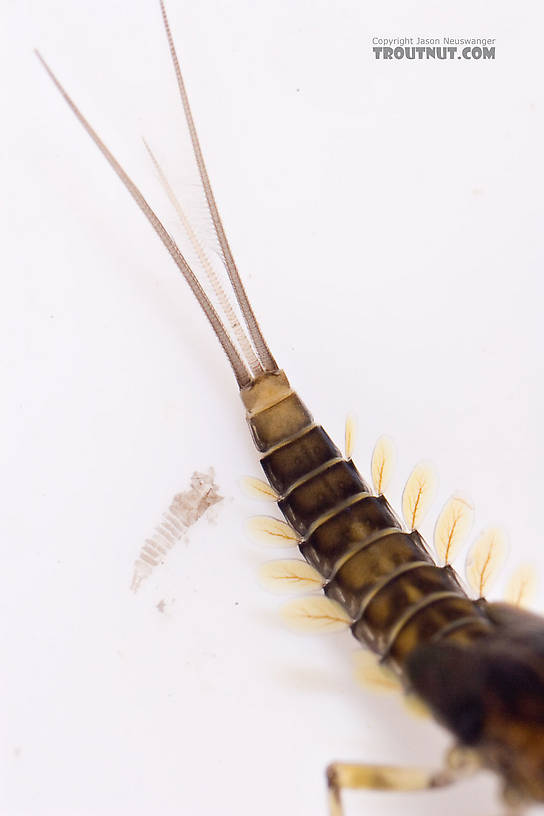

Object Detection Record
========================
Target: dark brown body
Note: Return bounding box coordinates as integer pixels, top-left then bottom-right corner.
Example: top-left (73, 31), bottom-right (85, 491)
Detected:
top-left (242, 371), bottom-right (544, 804)
top-left (242, 371), bottom-right (491, 672)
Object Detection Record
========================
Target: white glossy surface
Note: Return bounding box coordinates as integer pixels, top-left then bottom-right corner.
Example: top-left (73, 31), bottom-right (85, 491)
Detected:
top-left (3, 1), bottom-right (544, 814)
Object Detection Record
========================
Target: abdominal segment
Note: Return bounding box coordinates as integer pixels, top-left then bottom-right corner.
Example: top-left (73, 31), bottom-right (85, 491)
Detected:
top-left (241, 371), bottom-right (491, 678)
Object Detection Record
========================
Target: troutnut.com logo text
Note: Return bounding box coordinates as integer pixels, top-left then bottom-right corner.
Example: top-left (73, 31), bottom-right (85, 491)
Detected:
top-left (372, 37), bottom-right (496, 60)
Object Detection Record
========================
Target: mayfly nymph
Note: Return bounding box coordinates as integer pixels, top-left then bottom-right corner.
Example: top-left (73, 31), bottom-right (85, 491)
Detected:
top-left (37, 4), bottom-right (543, 814)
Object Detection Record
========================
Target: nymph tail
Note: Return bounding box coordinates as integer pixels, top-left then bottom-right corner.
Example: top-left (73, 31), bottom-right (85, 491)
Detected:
top-left (158, 0), bottom-right (277, 375)
top-left (36, 1), bottom-right (278, 389)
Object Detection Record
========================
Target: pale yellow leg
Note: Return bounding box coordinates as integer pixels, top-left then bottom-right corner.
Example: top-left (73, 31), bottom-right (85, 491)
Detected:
top-left (326, 747), bottom-right (479, 816)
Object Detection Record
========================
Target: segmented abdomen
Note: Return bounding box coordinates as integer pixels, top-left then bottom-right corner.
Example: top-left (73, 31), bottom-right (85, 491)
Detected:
top-left (241, 371), bottom-right (491, 678)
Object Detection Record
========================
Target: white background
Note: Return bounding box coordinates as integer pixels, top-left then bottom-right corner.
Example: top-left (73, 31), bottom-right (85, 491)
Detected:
top-left (2, 1), bottom-right (544, 814)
